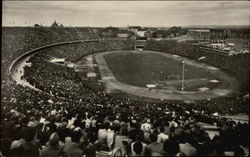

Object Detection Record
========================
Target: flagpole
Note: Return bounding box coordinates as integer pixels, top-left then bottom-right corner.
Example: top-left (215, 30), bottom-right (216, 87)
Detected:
top-left (181, 60), bottom-right (185, 90)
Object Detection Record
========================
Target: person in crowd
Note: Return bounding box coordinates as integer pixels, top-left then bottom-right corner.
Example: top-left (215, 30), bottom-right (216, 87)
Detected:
top-left (112, 140), bottom-right (130, 157)
top-left (178, 130), bottom-right (198, 156)
top-left (163, 138), bottom-right (180, 156)
top-left (144, 133), bottom-right (167, 156)
top-left (131, 140), bottom-right (147, 156)
top-left (128, 122), bottom-right (143, 142)
top-left (107, 124), bottom-right (115, 151)
top-left (97, 122), bottom-right (110, 149)
top-left (94, 141), bottom-right (111, 157)
top-left (63, 130), bottom-right (83, 157)
top-left (41, 132), bottom-right (61, 157)
top-left (18, 127), bottom-right (40, 157)
top-left (113, 126), bottom-right (132, 150)
top-left (157, 126), bottom-right (169, 143)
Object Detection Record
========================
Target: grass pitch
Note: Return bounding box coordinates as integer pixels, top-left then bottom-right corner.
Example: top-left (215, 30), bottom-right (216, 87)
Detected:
top-left (104, 51), bottom-right (218, 91)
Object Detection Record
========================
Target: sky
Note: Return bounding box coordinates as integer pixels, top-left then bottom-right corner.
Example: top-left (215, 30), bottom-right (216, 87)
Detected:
top-left (2, 1), bottom-right (250, 27)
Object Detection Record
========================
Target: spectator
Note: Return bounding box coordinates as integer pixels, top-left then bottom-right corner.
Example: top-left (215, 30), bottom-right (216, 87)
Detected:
top-left (131, 140), bottom-right (147, 156)
top-left (41, 132), bottom-right (60, 157)
top-left (144, 133), bottom-right (166, 156)
top-left (107, 124), bottom-right (115, 150)
top-left (163, 139), bottom-right (180, 156)
top-left (19, 127), bottom-right (40, 157)
top-left (113, 127), bottom-right (131, 149)
top-left (63, 130), bottom-right (83, 157)
top-left (179, 131), bottom-right (198, 156)
top-left (157, 126), bottom-right (169, 143)
top-left (97, 122), bottom-right (110, 149)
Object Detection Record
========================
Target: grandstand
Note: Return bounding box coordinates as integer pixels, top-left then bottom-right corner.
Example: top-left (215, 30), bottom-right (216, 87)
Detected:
top-left (1, 26), bottom-right (249, 157)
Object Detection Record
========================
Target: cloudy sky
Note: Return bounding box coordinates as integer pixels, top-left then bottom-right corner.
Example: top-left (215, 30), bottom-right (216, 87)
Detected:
top-left (2, 1), bottom-right (249, 27)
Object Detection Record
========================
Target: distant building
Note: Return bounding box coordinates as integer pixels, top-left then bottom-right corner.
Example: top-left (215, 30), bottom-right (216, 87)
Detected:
top-left (127, 26), bottom-right (150, 37)
top-left (144, 31), bottom-right (153, 38)
top-left (117, 33), bottom-right (129, 38)
top-left (209, 28), bottom-right (231, 40)
top-left (128, 26), bottom-right (142, 33)
top-left (34, 24), bottom-right (42, 27)
top-left (137, 30), bottom-right (147, 37)
top-left (155, 33), bottom-right (163, 38)
top-left (51, 20), bottom-right (59, 27)
top-left (187, 29), bottom-right (210, 40)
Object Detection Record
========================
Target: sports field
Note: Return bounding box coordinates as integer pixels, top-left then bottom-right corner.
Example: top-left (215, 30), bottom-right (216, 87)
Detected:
top-left (104, 51), bottom-right (218, 91)
top-left (94, 50), bottom-right (239, 101)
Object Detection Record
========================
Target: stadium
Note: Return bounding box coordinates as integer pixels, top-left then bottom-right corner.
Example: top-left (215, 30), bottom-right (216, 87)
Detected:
top-left (1, 1), bottom-right (249, 157)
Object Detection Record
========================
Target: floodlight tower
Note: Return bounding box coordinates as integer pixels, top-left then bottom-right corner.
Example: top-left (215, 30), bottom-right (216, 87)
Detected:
top-left (181, 60), bottom-right (185, 91)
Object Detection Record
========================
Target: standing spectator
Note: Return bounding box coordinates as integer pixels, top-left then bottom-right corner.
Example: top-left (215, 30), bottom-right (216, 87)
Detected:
top-left (19, 127), bottom-right (40, 157)
top-left (141, 119), bottom-right (151, 132)
top-left (41, 132), bottom-right (61, 157)
top-left (157, 126), bottom-right (169, 143)
top-left (163, 139), bottom-right (180, 156)
top-left (179, 132), bottom-right (198, 156)
top-left (144, 133), bottom-right (166, 156)
top-left (94, 141), bottom-right (111, 157)
top-left (112, 140), bottom-right (129, 157)
top-left (141, 119), bottom-right (152, 144)
top-left (128, 122), bottom-right (142, 142)
top-left (63, 130), bottom-right (83, 157)
top-left (113, 127), bottom-right (131, 149)
top-left (97, 122), bottom-right (110, 149)
top-left (107, 124), bottom-right (115, 150)
top-left (131, 140), bottom-right (147, 156)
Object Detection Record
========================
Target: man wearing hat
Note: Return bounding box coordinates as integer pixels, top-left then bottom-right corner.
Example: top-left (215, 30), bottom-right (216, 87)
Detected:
top-left (41, 132), bottom-right (61, 157)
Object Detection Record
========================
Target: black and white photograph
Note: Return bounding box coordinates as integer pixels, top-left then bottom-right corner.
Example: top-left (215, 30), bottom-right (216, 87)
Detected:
top-left (1, 1), bottom-right (249, 157)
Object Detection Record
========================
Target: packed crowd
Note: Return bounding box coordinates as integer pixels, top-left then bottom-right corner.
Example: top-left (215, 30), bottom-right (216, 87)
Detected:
top-left (21, 39), bottom-right (135, 100)
top-left (1, 27), bottom-right (249, 156)
top-left (40, 39), bottom-right (135, 63)
top-left (23, 40), bottom-right (249, 115)
top-left (1, 27), bottom-right (98, 84)
top-left (1, 89), bottom-right (249, 157)
top-left (24, 56), bottom-right (86, 100)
